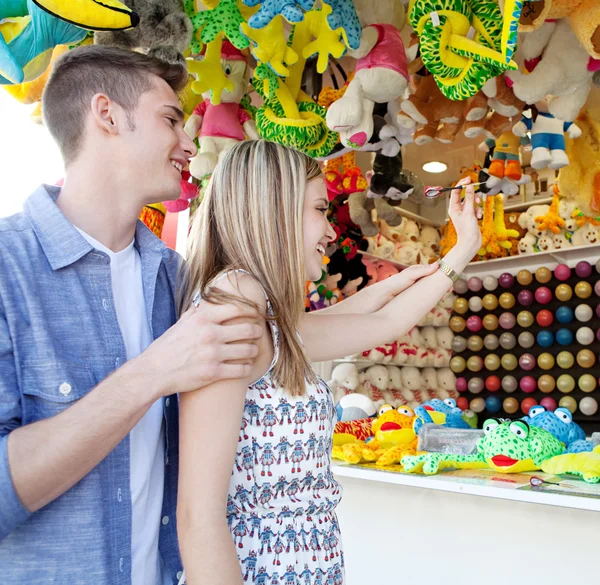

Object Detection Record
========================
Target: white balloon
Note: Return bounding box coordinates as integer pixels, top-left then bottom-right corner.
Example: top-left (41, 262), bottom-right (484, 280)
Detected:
top-left (575, 304), bottom-right (593, 322)
top-left (469, 296), bottom-right (483, 312)
top-left (576, 327), bottom-right (595, 345)
top-left (579, 397), bottom-right (598, 416)
top-left (483, 275), bottom-right (498, 291)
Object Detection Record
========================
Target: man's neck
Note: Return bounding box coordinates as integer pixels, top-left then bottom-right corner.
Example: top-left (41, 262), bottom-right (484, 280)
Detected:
top-left (57, 162), bottom-right (142, 253)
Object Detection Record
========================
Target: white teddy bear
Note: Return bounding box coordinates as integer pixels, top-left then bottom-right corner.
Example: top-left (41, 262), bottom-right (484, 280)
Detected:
top-left (536, 232), bottom-right (555, 252)
top-left (518, 232), bottom-right (538, 255)
top-left (400, 366), bottom-right (429, 405)
top-left (360, 364), bottom-right (395, 408)
top-left (572, 223), bottom-right (600, 247)
top-left (328, 363), bottom-right (361, 404)
top-left (437, 368), bottom-right (458, 399)
top-left (552, 230), bottom-right (572, 250)
top-left (366, 233), bottom-right (395, 259)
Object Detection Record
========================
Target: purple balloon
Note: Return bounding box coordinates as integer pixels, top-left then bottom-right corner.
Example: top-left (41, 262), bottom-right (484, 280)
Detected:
top-left (575, 261), bottom-right (592, 278)
top-left (535, 286), bottom-right (552, 305)
top-left (519, 353), bottom-right (536, 371)
top-left (456, 377), bottom-right (468, 393)
top-left (520, 376), bottom-right (537, 393)
top-left (554, 264), bottom-right (571, 282)
top-left (498, 272), bottom-right (515, 289)
top-left (468, 277), bottom-right (483, 292)
top-left (466, 315), bottom-right (483, 332)
top-left (499, 312), bottom-right (516, 330)
top-left (517, 290), bottom-right (533, 306)
top-left (595, 281), bottom-right (600, 297)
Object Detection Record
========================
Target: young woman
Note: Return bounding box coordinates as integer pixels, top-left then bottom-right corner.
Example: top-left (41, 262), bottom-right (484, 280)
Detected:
top-left (177, 140), bottom-right (481, 585)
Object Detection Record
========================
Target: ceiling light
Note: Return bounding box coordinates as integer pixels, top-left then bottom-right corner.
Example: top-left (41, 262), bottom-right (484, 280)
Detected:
top-left (422, 161), bottom-right (447, 173)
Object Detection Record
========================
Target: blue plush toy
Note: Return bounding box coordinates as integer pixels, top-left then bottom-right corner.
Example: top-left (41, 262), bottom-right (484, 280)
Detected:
top-left (0, 0), bottom-right (138, 85)
top-left (413, 398), bottom-right (472, 435)
top-left (523, 406), bottom-right (593, 453)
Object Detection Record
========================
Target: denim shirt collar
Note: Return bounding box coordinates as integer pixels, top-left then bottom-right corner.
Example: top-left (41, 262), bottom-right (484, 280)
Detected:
top-left (23, 185), bottom-right (166, 270)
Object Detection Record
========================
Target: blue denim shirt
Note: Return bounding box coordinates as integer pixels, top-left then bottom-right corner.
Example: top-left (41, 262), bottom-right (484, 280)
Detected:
top-left (0, 186), bottom-right (183, 584)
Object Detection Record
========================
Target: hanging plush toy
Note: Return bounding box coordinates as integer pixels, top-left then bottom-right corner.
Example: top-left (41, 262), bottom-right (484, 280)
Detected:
top-left (184, 39), bottom-right (258, 179)
top-left (0, 0), bottom-right (138, 85)
top-left (512, 102), bottom-right (582, 170)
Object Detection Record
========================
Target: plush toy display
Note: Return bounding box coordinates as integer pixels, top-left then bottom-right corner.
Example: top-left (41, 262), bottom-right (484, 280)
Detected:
top-left (486, 131), bottom-right (522, 180)
top-left (403, 418), bottom-right (565, 475)
top-left (541, 446), bottom-right (600, 484)
top-left (328, 363), bottom-right (361, 405)
top-left (413, 398), bottom-right (472, 435)
top-left (184, 40), bottom-right (258, 179)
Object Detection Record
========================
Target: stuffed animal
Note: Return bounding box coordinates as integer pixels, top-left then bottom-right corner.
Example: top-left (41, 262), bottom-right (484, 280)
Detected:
top-left (361, 364), bottom-right (395, 408)
top-left (325, 1), bottom-right (409, 149)
top-left (512, 103), bottom-right (581, 171)
top-left (364, 233), bottom-right (395, 259)
top-left (552, 230), bottom-right (572, 250)
top-left (558, 109), bottom-right (600, 220)
top-left (419, 225), bottom-right (440, 255)
top-left (184, 40), bottom-right (258, 179)
top-left (94, 0), bottom-right (192, 61)
top-left (400, 366), bottom-right (428, 405)
top-left (486, 131), bottom-right (522, 180)
top-left (437, 368), bottom-right (458, 399)
top-left (327, 249), bottom-right (370, 297)
top-left (368, 151), bottom-right (414, 204)
top-left (328, 363), bottom-right (361, 404)
top-left (572, 223), bottom-right (600, 246)
top-left (422, 367), bottom-right (442, 400)
top-left (541, 446), bottom-right (600, 484)
top-left (506, 19), bottom-right (595, 122)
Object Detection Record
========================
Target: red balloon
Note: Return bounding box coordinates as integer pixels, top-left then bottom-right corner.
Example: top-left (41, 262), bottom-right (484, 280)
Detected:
top-left (485, 375), bottom-right (501, 392)
top-left (520, 376), bottom-right (537, 393)
top-left (535, 287), bottom-right (553, 305)
top-left (540, 397), bottom-right (558, 412)
top-left (521, 397), bottom-right (538, 415)
top-left (456, 397), bottom-right (469, 411)
top-left (536, 309), bottom-right (554, 327)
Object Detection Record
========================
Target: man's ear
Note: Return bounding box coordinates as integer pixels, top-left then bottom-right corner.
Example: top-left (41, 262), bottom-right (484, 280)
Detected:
top-left (90, 93), bottom-right (120, 135)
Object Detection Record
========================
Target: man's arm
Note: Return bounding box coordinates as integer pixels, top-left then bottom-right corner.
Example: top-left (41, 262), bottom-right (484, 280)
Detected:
top-left (1, 302), bottom-right (261, 539)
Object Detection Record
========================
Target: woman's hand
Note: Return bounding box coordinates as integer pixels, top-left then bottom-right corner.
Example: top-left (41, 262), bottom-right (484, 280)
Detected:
top-left (449, 176), bottom-right (482, 257)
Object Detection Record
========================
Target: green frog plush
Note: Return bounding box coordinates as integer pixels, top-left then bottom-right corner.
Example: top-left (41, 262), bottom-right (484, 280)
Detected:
top-left (402, 418), bottom-right (565, 475)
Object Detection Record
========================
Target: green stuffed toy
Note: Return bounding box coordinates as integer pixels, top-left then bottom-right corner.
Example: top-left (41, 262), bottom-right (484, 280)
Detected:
top-left (542, 446), bottom-right (600, 484)
top-left (402, 418), bottom-right (565, 475)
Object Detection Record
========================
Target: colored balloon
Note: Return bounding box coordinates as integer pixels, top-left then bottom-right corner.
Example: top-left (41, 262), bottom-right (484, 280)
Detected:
top-left (454, 279), bottom-right (469, 294)
top-left (482, 294), bottom-right (499, 311)
top-left (454, 297), bottom-right (469, 314)
top-left (597, 304), bottom-right (600, 318)
top-left (456, 397), bottom-right (469, 411)
top-left (555, 283), bottom-right (573, 302)
top-left (575, 304), bottom-right (593, 322)
top-left (499, 312), bottom-right (516, 330)
top-left (498, 272), bottom-right (514, 289)
top-left (517, 270), bottom-right (533, 286)
top-left (484, 354), bottom-right (501, 371)
top-left (486, 396), bottom-right (502, 413)
top-left (556, 305), bottom-right (574, 324)
top-left (556, 328), bottom-right (574, 346)
top-left (468, 377), bottom-right (484, 394)
top-left (450, 356), bottom-right (466, 373)
top-left (518, 331), bottom-right (535, 348)
top-left (536, 309), bottom-right (554, 327)
top-left (595, 281), bottom-right (600, 297)
top-left (499, 332), bottom-right (516, 350)
top-left (521, 398), bottom-right (538, 415)
top-left (517, 311), bottom-right (534, 328)
top-left (579, 374), bottom-right (597, 393)
top-left (557, 374), bottom-right (575, 394)
top-left (502, 375), bottom-right (518, 393)
top-left (499, 292), bottom-right (516, 310)
top-left (450, 316), bottom-right (466, 333)
top-left (517, 290), bottom-right (534, 306)
top-left (576, 326), bottom-right (594, 345)
top-left (577, 350), bottom-right (595, 369)
top-left (467, 356), bottom-right (484, 372)
top-left (468, 277), bottom-right (483, 292)
top-left (575, 281), bottom-right (592, 299)
top-left (486, 375), bottom-right (501, 392)
top-left (559, 396), bottom-right (577, 414)
top-left (597, 259), bottom-right (600, 274)
top-left (538, 374), bottom-right (556, 394)
top-left (575, 261), bottom-right (592, 278)
top-left (501, 354), bottom-right (518, 371)
top-left (466, 315), bottom-right (483, 333)
top-left (520, 376), bottom-right (537, 393)
top-left (519, 353), bottom-right (536, 371)
top-left (557, 351), bottom-right (575, 369)
top-left (535, 267), bottom-right (552, 284)
top-left (483, 275), bottom-right (498, 291)
top-left (483, 334), bottom-right (499, 351)
top-left (554, 264), bottom-right (571, 281)
top-left (503, 397), bottom-right (519, 414)
top-left (467, 335), bottom-right (484, 352)
top-left (536, 330), bottom-right (555, 348)
top-left (483, 314), bottom-right (499, 331)
top-left (540, 397), bottom-right (557, 412)
top-left (452, 336), bottom-right (468, 353)
top-left (535, 286), bottom-right (552, 304)
top-left (470, 397), bottom-right (486, 413)
top-left (579, 397), bottom-right (598, 416)
top-left (538, 352), bottom-right (555, 371)
top-left (456, 377), bottom-right (468, 392)
top-left (469, 296), bottom-right (483, 312)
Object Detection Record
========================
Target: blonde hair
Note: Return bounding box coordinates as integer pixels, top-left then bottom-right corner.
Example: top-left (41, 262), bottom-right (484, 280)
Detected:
top-left (180, 140), bottom-right (323, 396)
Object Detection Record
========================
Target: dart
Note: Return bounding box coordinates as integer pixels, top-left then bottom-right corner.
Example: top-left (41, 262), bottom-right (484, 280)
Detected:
top-left (424, 182), bottom-right (485, 199)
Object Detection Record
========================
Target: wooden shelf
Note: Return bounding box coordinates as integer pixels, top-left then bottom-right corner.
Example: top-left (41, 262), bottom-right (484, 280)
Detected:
top-left (503, 196), bottom-right (553, 212)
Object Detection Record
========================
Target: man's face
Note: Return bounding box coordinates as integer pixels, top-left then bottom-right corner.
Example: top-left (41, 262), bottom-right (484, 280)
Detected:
top-left (118, 76), bottom-right (197, 205)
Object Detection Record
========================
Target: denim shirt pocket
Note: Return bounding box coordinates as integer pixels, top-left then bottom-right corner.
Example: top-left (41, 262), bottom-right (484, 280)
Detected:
top-left (21, 361), bottom-right (95, 423)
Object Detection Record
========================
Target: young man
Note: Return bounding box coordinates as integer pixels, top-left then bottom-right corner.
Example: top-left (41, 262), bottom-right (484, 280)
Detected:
top-left (0, 46), bottom-right (261, 584)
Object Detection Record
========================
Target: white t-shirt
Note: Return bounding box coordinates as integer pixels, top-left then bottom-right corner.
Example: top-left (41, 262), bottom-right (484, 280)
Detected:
top-left (77, 229), bottom-right (168, 585)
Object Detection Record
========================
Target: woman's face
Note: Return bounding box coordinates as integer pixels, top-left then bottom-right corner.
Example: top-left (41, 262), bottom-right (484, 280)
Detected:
top-left (303, 178), bottom-right (336, 282)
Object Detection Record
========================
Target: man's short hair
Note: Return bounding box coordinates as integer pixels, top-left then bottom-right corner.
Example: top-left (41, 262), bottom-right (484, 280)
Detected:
top-left (42, 45), bottom-right (189, 164)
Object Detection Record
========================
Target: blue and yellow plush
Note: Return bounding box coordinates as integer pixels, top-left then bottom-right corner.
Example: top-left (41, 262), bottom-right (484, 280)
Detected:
top-left (413, 398), bottom-right (472, 435)
top-left (0, 0), bottom-right (138, 84)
